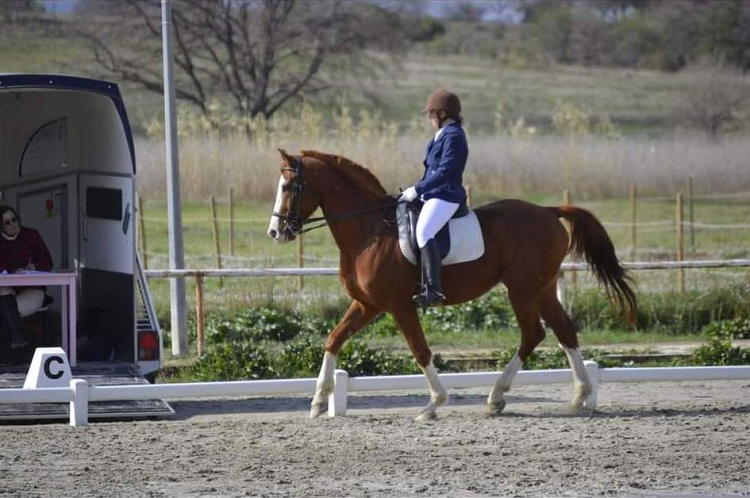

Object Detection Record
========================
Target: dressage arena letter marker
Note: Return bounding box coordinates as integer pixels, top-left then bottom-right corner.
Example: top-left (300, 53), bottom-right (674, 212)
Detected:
top-left (23, 347), bottom-right (73, 389)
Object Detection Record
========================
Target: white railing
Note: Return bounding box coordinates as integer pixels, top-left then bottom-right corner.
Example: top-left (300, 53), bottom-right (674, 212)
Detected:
top-left (142, 259), bottom-right (750, 278)
top-left (3, 364), bottom-right (750, 427)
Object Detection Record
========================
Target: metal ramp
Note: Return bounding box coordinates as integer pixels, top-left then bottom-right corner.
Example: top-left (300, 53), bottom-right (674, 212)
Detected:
top-left (135, 252), bottom-right (161, 344)
top-left (0, 362), bottom-right (174, 421)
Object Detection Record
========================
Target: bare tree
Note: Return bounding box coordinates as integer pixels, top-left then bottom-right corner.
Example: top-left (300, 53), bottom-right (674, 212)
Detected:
top-left (77, 0), bottom-right (405, 130)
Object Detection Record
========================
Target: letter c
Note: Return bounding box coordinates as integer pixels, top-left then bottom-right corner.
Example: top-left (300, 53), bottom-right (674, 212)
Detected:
top-left (44, 356), bottom-right (64, 380)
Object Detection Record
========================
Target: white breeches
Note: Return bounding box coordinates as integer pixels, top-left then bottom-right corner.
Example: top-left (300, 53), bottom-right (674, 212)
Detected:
top-left (0, 287), bottom-right (45, 318)
top-left (416, 198), bottom-right (460, 248)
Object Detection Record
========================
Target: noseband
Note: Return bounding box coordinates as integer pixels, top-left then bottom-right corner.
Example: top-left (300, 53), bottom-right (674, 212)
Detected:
top-left (271, 156), bottom-right (407, 237)
top-left (272, 157), bottom-right (306, 239)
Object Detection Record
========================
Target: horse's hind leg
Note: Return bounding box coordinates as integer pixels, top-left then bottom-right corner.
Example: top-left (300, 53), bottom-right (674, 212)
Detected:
top-left (310, 300), bottom-right (378, 418)
top-left (391, 304), bottom-right (447, 422)
top-left (539, 286), bottom-right (593, 413)
top-left (487, 290), bottom-right (546, 416)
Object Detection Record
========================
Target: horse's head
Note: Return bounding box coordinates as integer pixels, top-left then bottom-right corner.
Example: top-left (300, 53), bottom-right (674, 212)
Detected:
top-left (267, 149), bottom-right (322, 242)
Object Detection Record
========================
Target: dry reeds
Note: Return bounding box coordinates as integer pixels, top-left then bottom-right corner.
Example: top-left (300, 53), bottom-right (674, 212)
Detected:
top-left (135, 101), bottom-right (750, 202)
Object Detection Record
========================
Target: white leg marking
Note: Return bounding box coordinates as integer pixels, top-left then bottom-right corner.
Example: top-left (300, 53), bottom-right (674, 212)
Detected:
top-left (487, 352), bottom-right (522, 414)
top-left (561, 345), bottom-right (593, 412)
top-left (267, 175), bottom-right (287, 241)
top-left (310, 351), bottom-right (336, 418)
top-left (416, 359), bottom-right (448, 422)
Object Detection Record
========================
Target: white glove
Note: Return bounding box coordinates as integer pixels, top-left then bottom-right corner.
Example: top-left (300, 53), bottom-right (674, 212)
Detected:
top-left (400, 186), bottom-right (418, 202)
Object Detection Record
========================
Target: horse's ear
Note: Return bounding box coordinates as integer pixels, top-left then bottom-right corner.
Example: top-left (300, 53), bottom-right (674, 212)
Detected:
top-left (278, 148), bottom-right (294, 166)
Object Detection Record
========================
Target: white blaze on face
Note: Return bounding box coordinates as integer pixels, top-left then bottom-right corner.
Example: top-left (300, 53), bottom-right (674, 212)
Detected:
top-left (267, 175), bottom-right (286, 240)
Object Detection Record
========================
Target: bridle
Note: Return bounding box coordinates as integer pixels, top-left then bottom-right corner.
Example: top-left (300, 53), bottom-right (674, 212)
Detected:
top-left (271, 156), bottom-right (406, 238)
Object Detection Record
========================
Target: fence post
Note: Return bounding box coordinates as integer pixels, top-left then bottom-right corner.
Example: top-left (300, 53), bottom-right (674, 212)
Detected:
top-left (70, 379), bottom-right (89, 427)
top-left (209, 195), bottom-right (223, 287)
top-left (563, 190), bottom-right (576, 289)
top-left (328, 369), bottom-right (349, 417)
top-left (228, 187), bottom-right (235, 258)
top-left (195, 273), bottom-right (205, 357)
top-left (687, 177), bottom-right (694, 253)
top-left (584, 361), bottom-right (599, 410)
top-left (297, 234), bottom-right (304, 290)
top-left (556, 271), bottom-right (566, 309)
top-left (137, 194), bottom-right (148, 269)
top-left (629, 184), bottom-right (637, 259)
top-left (676, 193), bottom-right (684, 293)
top-left (466, 184), bottom-right (472, 207)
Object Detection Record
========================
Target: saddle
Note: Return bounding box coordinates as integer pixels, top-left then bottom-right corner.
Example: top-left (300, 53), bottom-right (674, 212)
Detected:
top-left (397, 200), bottom-right (485, 266)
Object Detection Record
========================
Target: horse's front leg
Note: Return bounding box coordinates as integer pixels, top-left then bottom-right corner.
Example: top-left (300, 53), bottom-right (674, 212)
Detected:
top-left (310, 300), bottom-right (378, 418)
top-left (392, 304), bottom-right (447, 422)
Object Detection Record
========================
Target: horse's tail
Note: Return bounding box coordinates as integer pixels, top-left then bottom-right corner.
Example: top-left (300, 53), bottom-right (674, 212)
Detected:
top-left (549, 205), bottom-right (637, 322)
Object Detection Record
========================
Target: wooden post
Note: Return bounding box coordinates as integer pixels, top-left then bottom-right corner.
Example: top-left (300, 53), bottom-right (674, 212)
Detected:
top-left (297, 234), bottom-right (304, 290)
top-left (228, 187), bottom-right (235, 257)
top-left (563, 190), bottom-right (577, 288)
top-left (137, 194), bottom-right (148, 269)
top-left (466, 185), bottom-right (472, 207)
top-left (209, 195), bottom-right (223, 287)
top-left (629, 184), bottom-right (636, 259)
top-left (676, 193), bottom-right (684, 293)
top-left (687, 177), bottom-right (694, 253)
top-left (556, 272), bottom-right (566, 310)
top-left (195, 273), bottom-right (205, 357)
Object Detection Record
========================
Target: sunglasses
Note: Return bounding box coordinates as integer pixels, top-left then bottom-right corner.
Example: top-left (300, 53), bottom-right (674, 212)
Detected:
top-left (3, 217), bottom-right (18, 226)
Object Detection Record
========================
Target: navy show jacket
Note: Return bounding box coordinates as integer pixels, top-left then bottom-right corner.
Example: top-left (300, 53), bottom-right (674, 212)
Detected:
top-left (414, 121), bottom-right (468, 204)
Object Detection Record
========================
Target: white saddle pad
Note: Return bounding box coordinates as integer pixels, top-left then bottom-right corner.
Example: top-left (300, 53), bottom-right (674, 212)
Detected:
top-left (396, 202), bottom-right (485, 266)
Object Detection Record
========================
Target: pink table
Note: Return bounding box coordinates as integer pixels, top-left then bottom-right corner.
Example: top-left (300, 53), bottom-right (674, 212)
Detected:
top-left (0, 272), bottom-right (77, 366)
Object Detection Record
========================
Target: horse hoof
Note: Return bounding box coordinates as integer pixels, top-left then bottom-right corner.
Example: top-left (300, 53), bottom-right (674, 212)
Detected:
top-left (486, 400), bottom-right (506, 416)
top-left (415, 410), bottom-right (437, 422)
top-left (570, 401), bottom-right (593, 415)
top-left (310, 403), bottom-right (326, 418)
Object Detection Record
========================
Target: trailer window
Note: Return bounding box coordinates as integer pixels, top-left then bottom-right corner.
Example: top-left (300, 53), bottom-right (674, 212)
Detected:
top-left (19, 117), bottom-right (68, 177)
top-left (86, 186), bottom-right (122, 221)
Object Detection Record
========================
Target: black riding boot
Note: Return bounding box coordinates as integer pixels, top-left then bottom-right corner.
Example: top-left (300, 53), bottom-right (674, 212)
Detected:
top-left (0, 295), bottom-right (27, 349)
top-left (413, 238), bottom-right (446, 308)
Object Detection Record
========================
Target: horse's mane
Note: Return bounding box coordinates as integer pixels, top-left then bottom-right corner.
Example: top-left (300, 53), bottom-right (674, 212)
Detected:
top-left (301, 150), bottom-right (387, 199)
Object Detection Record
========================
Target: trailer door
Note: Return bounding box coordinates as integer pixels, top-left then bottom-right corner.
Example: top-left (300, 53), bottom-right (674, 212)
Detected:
top-left (79, 175), bottom-right (133, 274)
top-left (78, 174), bottom-right (135, 362)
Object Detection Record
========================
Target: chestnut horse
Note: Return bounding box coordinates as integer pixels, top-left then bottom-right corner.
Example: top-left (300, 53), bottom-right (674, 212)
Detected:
top-left (268, 149), bottom-right (636, 421)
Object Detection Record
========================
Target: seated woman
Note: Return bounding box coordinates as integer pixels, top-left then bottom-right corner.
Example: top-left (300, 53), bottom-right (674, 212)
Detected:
top-left (0, 206), bottom-right (53, 352)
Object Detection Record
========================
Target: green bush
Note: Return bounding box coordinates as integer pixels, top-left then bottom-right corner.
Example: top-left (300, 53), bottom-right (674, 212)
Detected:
top-left (339, 340), bottom-right (421, 377)
top-left (681, 319), bottom-right (750, 367)
top-left (200, 305), bottom-right (334, 346)
top-left (189, 342), bottom-right (274, 381)
top-left (365, 313), bottom-right (401, 336)
top-left (495, 346), bottom-right (626, 371)
top-left (702, 318), bottom-right (750, 340)
top-left (276, 333), bottom-right (327, 378)
top-left (422, 290), bottom-right (517, 332)
top-left (687, 338), bottom-right (750, 367)
top-left (569, 285), bottom-right (750, 335)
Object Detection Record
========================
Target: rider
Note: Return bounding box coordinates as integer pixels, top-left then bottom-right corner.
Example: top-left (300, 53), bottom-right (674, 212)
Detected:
top-left (400, 89), bottom-right (468, 307)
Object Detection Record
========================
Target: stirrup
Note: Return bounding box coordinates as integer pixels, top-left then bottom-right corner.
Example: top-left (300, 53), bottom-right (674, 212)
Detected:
top-left (412, 286), bottom-right (446, 308)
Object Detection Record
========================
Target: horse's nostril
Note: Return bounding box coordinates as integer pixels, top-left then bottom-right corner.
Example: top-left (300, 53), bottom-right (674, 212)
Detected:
top-left (268, 229), bottom-right (277, 239)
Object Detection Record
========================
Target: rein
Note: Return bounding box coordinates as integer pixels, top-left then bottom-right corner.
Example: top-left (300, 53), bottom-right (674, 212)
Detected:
top-left (272, 157), bottom-right (406, 237)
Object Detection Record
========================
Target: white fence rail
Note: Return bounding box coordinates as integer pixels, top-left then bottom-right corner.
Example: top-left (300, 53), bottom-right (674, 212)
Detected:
top-left (3, 364), bottom-right (750, 427)
top-left (142, 259), bottom-right (750, 278)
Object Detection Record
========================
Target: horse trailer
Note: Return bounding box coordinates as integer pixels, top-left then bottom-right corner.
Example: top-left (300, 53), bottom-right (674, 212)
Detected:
top-left (0, 74), bottom-right (171, 419)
